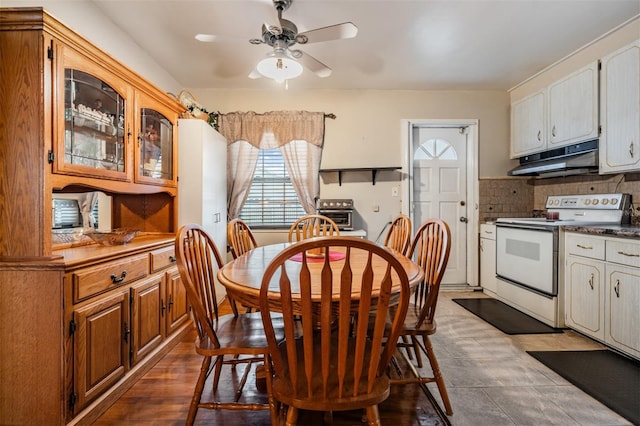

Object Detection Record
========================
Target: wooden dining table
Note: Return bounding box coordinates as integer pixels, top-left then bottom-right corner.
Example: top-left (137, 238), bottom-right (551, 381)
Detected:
top-left (217, 241), bottom-right (424, 314)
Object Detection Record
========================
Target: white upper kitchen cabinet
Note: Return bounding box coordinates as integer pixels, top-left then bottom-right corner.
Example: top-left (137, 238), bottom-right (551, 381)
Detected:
top-left (177, 119), bottom-right (228, 303)
top-left (510, 61), bottom-right (599, 159)
top-left (599, 39), bottom-right (640, 174)
top-left (547, 61), bottom-right (599, 149)
top-left (510, 91), bottom-right (546, 158)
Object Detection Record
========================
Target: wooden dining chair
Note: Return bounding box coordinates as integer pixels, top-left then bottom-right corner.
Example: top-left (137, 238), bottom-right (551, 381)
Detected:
top-left (174, 224), bottom-right (283, 425)
top-left (383, 214), bottom-right (412, 255)
top-left (259, 236), bottom-right (411, 425)
top-left (390, 218), bottom-right (453, 415)
top-left (227, 218), bottom-right (258, 259)
top-left (287, 214), bottom-right (340, 242)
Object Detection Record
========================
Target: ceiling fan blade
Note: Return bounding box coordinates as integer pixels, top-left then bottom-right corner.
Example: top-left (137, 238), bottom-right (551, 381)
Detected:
top-left (248, 68), bottom-right (263, 79)
top-left (261, 0), bottom-right (282, 35)
top-left (297, 22), bottom-right (358, 44)
top-left (195, 33), bottom-right (246, 43)
top-left (297, 50), bottom-right (332, 78)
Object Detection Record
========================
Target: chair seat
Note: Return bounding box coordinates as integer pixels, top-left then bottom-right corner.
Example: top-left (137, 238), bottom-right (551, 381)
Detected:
top-left (196, 312), bottom-right (284, 356)
top-left (271, 336), bottom-right (391, 412)
top-left (370, 304), bottom-right (437, 337)
top-left (399, 304), bottom-right (437, 335)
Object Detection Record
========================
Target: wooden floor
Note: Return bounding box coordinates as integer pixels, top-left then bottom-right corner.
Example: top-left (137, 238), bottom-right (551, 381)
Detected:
top-left (94, 300), bottom-right (447, 425)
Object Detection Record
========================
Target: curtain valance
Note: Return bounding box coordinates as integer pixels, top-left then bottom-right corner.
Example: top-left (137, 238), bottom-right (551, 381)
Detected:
top-left (218, 111), bottom-right (325, 149)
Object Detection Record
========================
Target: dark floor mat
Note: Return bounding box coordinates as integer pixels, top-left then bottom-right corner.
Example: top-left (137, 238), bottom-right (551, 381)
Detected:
top-left (452, 297), bottom-right (563, 334)
top-left (528, 350), bottom-right (640, 425)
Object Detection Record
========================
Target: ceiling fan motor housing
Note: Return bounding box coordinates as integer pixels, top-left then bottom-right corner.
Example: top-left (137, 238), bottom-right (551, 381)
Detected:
top-left (261, 18), bottom-right (298, 48)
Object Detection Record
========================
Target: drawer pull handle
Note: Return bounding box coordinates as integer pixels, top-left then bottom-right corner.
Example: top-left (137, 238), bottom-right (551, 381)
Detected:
top-left (614, 280), bottom-right (620, 298)
top-left (484, 230), bottom-right (493, 234)
top-left (617, 250), bottom-right (639, 258)
top-left (169, 255), bottom-right (177, 263)
top-left (111, 271), bottom-right (127, 284)
top-left (588, 274), bottom-right (594, 290)
top-left (576, 244), bottom-right (593, 250)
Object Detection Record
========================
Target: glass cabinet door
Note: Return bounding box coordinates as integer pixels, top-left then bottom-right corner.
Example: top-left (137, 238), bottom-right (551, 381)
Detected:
top-left (135, 91), bottom-right (177, 187)
top-left (60, 67), bottom-right (130, 180)
top-left (139, 108), bottom-right (173, 181)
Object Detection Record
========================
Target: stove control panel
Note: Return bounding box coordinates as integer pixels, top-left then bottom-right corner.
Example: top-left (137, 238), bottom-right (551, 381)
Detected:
top-left (545, 193), bottom-right (630, 210)
top-left (316, 199), bottom-right (354, 210)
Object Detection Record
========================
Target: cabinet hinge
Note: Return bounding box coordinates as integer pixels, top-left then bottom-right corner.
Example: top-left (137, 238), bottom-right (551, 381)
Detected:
top-left (48, 150), bottom-right (55, 163)
top-left (47, 40), bottom-right (54, 60)
top-left (68, 392), bottom-right (77, 409)
top-left (69, 319), bottom-right (76, 336)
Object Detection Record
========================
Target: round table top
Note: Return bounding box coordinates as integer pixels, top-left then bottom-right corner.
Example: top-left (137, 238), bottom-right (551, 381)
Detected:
top-left (217, 242), bottom-right (423, 311)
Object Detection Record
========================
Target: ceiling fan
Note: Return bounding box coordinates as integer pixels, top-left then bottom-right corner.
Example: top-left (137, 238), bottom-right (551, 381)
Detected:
top-left (195, 0), bottom-right (358, 81)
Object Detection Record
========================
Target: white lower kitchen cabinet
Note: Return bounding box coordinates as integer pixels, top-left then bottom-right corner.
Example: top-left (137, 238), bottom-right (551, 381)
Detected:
top-left (480, 223), bottom-right (497, 296)
top-left (565, 255), bottom-right (605, 340)
top-left (565, 232), bottom-right (640, 360)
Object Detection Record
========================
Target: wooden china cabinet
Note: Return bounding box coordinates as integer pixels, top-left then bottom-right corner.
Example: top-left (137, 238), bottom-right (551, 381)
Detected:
top-left (0, 8), bottom-right (190, 425)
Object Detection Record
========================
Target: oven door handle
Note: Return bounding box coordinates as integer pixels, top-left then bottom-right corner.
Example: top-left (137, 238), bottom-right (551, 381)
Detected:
top-left (496, 222), bottom-right (556, 232)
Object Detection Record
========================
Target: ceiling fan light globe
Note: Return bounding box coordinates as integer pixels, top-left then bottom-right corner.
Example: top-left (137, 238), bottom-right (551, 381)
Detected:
top-left (256, 55), bottom-right (303, 81)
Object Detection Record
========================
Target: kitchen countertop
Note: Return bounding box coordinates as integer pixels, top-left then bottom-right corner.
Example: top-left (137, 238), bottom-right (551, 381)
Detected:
top-left (561, 224), bottom-right (640, 239)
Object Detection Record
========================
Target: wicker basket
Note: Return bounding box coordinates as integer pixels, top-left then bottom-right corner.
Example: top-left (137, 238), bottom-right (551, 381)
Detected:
top-left (178, 90), bottom-right (210, 122)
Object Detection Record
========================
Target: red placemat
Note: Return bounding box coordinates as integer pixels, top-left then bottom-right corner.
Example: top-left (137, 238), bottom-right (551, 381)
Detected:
top-left (290, 250), bottom-right (346, 262)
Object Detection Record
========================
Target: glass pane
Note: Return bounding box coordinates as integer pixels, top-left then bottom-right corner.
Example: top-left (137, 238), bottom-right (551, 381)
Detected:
top-left (140, 108), bottom-right (173, 180)
top-left (414, 138), bottom-right (458, 160)
top-left (64, 69), bottom-right (125, 171)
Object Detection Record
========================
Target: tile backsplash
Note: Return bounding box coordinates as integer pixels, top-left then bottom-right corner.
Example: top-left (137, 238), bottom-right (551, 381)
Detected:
top-left (480, 172), bottom-right (640, 225)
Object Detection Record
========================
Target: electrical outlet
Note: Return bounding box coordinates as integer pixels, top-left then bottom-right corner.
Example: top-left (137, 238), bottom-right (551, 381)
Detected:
top-left (392, 186), bottom-right (399, 197)
top-left (372, 205), bottom-right (380, 212)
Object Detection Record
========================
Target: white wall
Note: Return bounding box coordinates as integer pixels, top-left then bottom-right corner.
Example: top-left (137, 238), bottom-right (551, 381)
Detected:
top-left (197, 89), bottom-right (510, 238)
top-left (3, 0), bottom-right (182, 94)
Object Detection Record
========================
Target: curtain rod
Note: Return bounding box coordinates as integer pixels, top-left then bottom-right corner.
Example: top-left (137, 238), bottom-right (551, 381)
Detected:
top-left (325, 113), bottom-right (336, 119)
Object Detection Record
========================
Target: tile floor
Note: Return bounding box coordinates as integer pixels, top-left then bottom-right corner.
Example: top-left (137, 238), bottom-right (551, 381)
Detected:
top-left (424, 291), bottom-right (632, 426)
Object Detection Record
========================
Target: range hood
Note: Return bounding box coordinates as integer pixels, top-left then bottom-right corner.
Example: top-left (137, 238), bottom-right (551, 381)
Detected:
top-left (508, 140), bottom-right (599, 178)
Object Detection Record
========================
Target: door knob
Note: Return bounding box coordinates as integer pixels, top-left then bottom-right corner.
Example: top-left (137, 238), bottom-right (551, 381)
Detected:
top-left (459, 216), bottom-right (468, 223)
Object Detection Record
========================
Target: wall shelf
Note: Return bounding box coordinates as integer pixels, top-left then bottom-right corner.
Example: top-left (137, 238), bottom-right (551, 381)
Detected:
top-left (319, 167), bottom-right (401, 186)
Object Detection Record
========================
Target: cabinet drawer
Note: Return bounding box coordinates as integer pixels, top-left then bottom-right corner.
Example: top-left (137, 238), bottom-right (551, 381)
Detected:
top-left (566, 233), bottom-right (605, 259)
top-left (480, 224), bottom-right (496, 241)
top-left (606, 239), bottom-right (640, 268)
top-left (73, 254), bottom-right (149, 302)
top-left (150, 246), bottom-right (177, 273)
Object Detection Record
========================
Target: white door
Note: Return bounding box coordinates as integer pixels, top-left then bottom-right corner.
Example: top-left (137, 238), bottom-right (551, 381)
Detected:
top-left (410, 126), bottom-right (468, 285)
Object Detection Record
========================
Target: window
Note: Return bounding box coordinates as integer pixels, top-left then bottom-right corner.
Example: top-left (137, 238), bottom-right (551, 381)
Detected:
top-left (240, 148), bottom-right (305, 227)
top-left (414, 138), bottom-right (458, 160)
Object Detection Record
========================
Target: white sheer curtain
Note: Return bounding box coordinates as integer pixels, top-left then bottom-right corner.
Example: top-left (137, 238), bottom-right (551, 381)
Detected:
top-left (218, 111), bottom-right (326, 219)
top-left (78, 192), bottom-right (99, 229)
